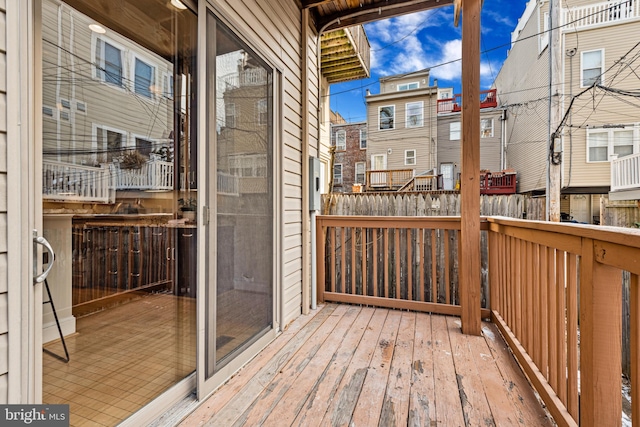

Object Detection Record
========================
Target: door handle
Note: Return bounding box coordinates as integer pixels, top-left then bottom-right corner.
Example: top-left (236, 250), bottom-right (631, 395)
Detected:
top-left (34, 234), bottom-right (56, 284)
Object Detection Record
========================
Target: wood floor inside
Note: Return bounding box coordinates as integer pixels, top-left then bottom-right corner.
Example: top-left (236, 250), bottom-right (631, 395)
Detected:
top-left (180, 304), bottom-right (555, 427)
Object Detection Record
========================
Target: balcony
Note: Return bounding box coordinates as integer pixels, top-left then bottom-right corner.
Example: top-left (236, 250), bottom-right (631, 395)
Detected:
top-left (480, 170), bottom-right (517, 195)
top-left (182, 216), bottom-right (640, 426)
top-left (43, 160), bottom-right (114, 203)
top-left (563, 0), bottom-right (640, 31)
top-left (321, 25), bottom-right (371, 84)
top-left (111, 157), bottom-right (174, 191)
top-left (610, 152), bottom-right (640, 200)
top-left (365, 169), bottom-right (414, 191)
top-left (437, 88), bottom-right (497, 114)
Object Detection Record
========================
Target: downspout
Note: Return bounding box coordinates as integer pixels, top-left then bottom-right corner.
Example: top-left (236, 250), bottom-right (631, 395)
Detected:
top-left (501, 109), bottom-right (506, 170)
top-left (301, 8), bottom-right (310, 315)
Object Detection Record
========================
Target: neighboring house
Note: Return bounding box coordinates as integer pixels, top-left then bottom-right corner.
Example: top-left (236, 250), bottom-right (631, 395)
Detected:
top-left (365, 70), bottom-right (438, 189)
top-left (2, 0), bottom-right (378, 424)
top-left (330, 121), bottom-right (367, 192)
top-left (436, 100), bottom-right (503, 190)
top-left (494, 0), bottom-right (640, 223)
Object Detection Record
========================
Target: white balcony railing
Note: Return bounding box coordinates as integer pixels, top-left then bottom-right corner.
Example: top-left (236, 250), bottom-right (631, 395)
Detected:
top-left (217, 172), bottom-right (239, 196)
top-left (564, 0), bottom-right (640, 31)
top-left (112, 158), bottom-right (173, 191)
top-left (43, 160), bottom-right (113, 203)
top-left (611, 152), bottom-right (640, 191)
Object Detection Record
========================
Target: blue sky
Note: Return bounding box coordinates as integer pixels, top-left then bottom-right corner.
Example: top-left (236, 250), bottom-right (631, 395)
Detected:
top-left (329, 0), bottom-right (529, 123)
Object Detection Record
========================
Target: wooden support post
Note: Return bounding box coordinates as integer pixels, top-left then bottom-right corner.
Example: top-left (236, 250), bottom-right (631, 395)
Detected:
top-left (631, 273), bottom-right (640, 427)
top-left (580, 238), bottom-right (622, 426)
top-left (460, 0), bottom-right (482, 335)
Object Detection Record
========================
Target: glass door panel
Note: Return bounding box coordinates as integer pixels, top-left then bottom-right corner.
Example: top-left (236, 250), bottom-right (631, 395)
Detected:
top-left (205, 11), bottom-right (274, 377)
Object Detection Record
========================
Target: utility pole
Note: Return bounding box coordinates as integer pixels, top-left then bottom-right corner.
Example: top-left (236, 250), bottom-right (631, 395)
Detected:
top-left (547, 0), bottom-right (562, 221)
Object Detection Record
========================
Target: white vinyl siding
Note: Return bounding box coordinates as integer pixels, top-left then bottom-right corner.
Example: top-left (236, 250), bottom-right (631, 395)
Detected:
top-left (581, 49), bottom-right (604, 87)
top-left (405, 101), bottom-right (423, 128)
top-left (378, 105), bottom-right (395, 130)
top-left (335, 130), bottom-right (346, 150)
top-left (1, 2), bottom-right (9, 403)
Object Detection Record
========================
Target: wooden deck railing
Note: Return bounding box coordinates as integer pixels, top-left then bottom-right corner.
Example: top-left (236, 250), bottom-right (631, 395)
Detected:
top-left (366, 169), bottom-right (414, 190)
top-left (316, 216), bottom-right (490, 317)
top-left (564, 0), bottom-right (640, 31)
top-left (112, 158), bottom-right (174, 191)
top-left (318, 214), bottom-right (640, 427)
top-left (488, 217), bottom-right (640, 427)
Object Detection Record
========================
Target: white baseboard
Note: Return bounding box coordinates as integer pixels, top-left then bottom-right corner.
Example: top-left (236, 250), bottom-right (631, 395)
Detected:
top-left (43, 316), bottom-right (76, 344)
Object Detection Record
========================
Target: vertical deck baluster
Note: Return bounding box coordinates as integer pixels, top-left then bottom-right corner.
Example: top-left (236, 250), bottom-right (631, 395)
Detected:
top-left (547, 247), bottom-right (558, 392)
top-left (431, 229), bottom-right (437, 303)
top-left (341, 226), bottom-right (346, 294)
top-left (418, 229), bottom-right (424, 302)
top-left (395, 228), bottom-right (400, 299)
top-left (384, 228), bottom-right (389, 298)
top-left (444, 229), bottom-right (450, 305)
top-left (540, 245), bottom-right (549, 380)
top-left (526, 241), bottom-right (533, 353)
top-left (373, 228), bottom-right (378, 297)
top-left (631, 273), bottom-right (640, 427)
top-left (532, 243), bottom-right (541, 368)
top-left (351, 227), bottom-right (356, 295)
top-left (316, 221), bottom-right (325, 303)
top-left (515, 238), bottom-right (523, 342)
top-left (407, 228), bottom-right (413, 301)
top-left (330, 226), bottom-right (336, 294)
top-left (361, 228), bottom-right (367, 297)
top-left (567, 253), bottom-right (579, 420)
top-left (556, 250), bottom-right (567, 405)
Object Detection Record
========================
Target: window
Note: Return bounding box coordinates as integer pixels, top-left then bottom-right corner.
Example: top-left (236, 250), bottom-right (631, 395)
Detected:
top-left (43, 106), bottom-right (55, 119)
top-left (135, 137), bottom-right (153, 157)
top-left (582, 49), bottom-right (604, 87)
top-left (355, 162), bottom-right (366, 184)
top-left (229, 154), bottom-right (267, 177)
top-left (60, 111), bottom-right (70, 121)
top-left (439, 91), bottom-right (451, 99)
top-left (379, 106), bottom-right (395, 130)
top-left (96, 126), bottom-right (127, 162)
top-left (371, 154), bottom-right (386, 170)
top-left (336, 130), bottom-right (346, 150)
top-left (163, 73), bottom-right (174, 99)
top-left (587, 125), bottom-right (639, 162)
top-left (450, 122), bottom-right (461, 140)
top-left (76, 101), bottom-right (87, 113)
top-left (134, 57), bottom-right (155, 98)
top-left (333, 163), bottom-right (343, 185)
top-left (256, 99), bottom-right (268, 125)
top-left (397, 82), bottom-right (419, 91)
top-left (405, 149), bottom-right (416, 165)
top-left (360, 129), bottom-right (367, 149)
top-left (539, 11), bottom-right (549, 52)
top-left (481, 119), bottom-right (494, 138)
top-left (60, 98), bottom-right (71, 109)
top-left (225, 103), bottom-right (236, 129)
top-left (95, 37), bottom-right (123, 87)
top-left (406, 102), bottom-right (423, 127)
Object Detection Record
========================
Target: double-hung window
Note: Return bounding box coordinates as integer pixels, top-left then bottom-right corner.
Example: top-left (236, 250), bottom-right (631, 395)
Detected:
top-left (333, 163), bottom-right (343, 185)
top-left (405, 149), bottom-right (416, 165)
top-left (481, 119), bottom-right (494, 138)
top-left (133, 57), bottom-right (155, 98)
top-left (360, 129), bottom-right (367, 149)
top-left (379, 106), bottom-right (395, 130)
top-left (406, 102), bottom-right (423, 127)
top-left (95, 37), bottom-right (124, 87)
top-left (397, 82), bottom-right (419, 91)
top-left (582, 49), bottom-right (604, 87)
top-left (355, 162), bottom-right (366, 184)
top-left (336, 130), bottom-right (346, 150)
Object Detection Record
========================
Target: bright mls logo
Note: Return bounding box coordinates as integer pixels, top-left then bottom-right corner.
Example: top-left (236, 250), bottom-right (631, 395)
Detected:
top-left (1, 405), bottom-right (69, 426)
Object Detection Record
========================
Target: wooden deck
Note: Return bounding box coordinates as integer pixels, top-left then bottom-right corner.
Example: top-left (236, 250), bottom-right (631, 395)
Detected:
top-left (180, 304), bottom-right (554, 426)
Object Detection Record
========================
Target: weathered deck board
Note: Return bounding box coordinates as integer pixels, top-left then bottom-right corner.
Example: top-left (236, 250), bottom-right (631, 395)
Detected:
top-left (180, 304), bottom-right (554, 427)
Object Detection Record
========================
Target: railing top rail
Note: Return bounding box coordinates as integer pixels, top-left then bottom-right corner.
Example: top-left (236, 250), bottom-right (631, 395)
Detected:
top-left (317, 215), bottom-right (490, 230)
top-left (43, 159), bottom-right (106, 171)
top-left (487, 216), bottom-right (640, 250)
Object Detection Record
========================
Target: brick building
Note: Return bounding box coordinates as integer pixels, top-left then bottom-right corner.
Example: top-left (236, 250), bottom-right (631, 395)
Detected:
top-left (331, 121), bottom-right (367, 193)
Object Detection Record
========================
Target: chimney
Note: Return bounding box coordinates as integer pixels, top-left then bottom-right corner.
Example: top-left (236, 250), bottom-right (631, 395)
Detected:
top-left (433, 78), bottom-right (438, 87)
top-left (366, 89), bottom-right (371, 96)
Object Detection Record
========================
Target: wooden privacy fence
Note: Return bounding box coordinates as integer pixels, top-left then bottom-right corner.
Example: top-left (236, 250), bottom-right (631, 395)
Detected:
top-left (488, 217), bottom-right (640, 427)
top-left (322, 192), bottom-right (532, 218)
top-left (316, 216), bottom-right (490, 318)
